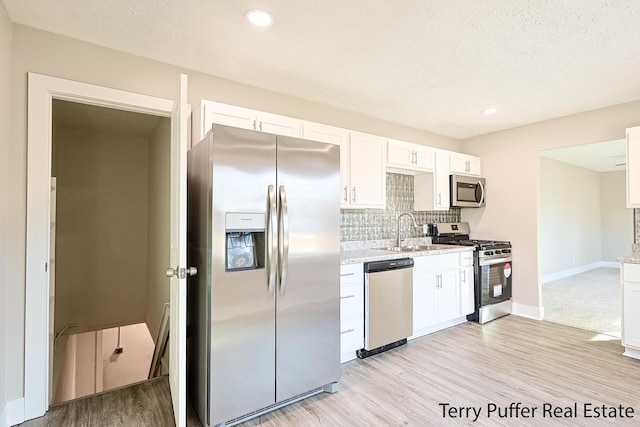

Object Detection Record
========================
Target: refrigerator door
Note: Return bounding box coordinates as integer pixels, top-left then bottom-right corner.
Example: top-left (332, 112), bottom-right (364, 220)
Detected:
top-left (275, 136), bottom-right (341, 402)
top-left (209, 126), bottom-right (277, 424)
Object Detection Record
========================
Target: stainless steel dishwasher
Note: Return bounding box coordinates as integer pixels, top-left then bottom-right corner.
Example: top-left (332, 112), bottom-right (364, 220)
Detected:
top-left (358, 258), bottom-right (414, 358)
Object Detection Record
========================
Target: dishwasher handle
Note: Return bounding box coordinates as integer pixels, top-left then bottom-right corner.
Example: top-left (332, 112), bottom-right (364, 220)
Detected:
top-left (365, 258), bottom-right (414, 273)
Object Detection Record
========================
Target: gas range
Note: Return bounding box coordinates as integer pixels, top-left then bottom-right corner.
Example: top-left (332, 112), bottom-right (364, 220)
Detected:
top-left (429, 222), bottom-right (513, 324)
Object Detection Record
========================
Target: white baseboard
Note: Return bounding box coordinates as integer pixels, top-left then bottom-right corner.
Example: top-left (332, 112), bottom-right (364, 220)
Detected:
top-left (541, 261), bottom-right (620, 284)
top-left (0, 397), bottom-right (24, 427)
top-left (512, 303), bottom-right (544, 320)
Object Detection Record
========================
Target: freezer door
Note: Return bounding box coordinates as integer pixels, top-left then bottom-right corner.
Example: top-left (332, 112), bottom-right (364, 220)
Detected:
top-left (208, 126), bottom-right (277, 425)
top-left (275, 136), bottom-right (341, 402)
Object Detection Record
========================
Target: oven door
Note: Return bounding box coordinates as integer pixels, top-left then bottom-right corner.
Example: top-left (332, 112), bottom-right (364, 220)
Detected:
top-left (478, 257), bottom-right (512, 306)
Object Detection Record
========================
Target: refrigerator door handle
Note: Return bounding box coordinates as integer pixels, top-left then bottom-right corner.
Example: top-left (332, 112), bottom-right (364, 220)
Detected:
top-left (267, 185), bottom-right (277, 298)
top-left (278, 185), bottom-right (289, 296)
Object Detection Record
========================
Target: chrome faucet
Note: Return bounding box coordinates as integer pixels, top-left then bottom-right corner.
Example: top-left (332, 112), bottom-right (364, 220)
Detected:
top-left (397, 212), bottom-right (418, 248)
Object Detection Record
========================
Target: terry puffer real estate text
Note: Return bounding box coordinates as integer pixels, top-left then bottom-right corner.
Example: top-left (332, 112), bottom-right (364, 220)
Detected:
top-left (439, 402), bottom-right (635, 422)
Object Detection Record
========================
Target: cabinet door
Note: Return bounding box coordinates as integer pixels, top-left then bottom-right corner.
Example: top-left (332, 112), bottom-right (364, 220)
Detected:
top-left (387, 140), bottom-right (413, 167)
top-left (303, 123), bottom-right (350, 206)
top-left (623, 281), bottom-right (640, 348)
top-left (460, 264), bottom-right (475, 316)
top-left (450, 153), bottom-right (481, 176)
top-left (257, 111), bottom-right (301, 137)
top-left (435, 270), bottom-right (460, 321)
top-left (201, 100), bottom-right (256, 137)
top-left (388, 140), bottom-right (434, 172)
top-left (434, 151), bottom-right (450, 210)
top-left (412, 258), bottom-right (432, 333)
top-left (349, 133), bottom-right (386, 208)
top-left (627, 126), bottom-right (640, 208)
top-left (414, 145), bottom-right (435, 170)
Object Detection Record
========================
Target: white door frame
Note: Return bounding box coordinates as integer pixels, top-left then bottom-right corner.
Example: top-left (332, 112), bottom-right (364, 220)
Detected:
top-left (25, 73), bottom-right (173, 421)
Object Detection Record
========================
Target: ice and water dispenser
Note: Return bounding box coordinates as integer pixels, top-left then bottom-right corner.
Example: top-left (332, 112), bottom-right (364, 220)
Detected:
top-left (225, 212), bottom-right (265, 271)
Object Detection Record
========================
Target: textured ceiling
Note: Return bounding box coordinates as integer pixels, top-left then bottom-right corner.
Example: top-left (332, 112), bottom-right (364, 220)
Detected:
top-left (5, 0), bottom-right (640, 139)
top-left (539, 139), bottom-right (627, 173)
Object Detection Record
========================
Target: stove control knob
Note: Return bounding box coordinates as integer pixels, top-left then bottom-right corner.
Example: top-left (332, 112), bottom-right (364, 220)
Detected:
top-left (495, 250), bottom-right (502, 255)
top-left (503, 249), bottom-right (511, 254)
top-left (485, 251), bottom-right (494, 256)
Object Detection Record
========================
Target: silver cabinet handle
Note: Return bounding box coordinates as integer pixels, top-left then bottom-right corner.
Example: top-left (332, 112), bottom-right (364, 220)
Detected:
top-left (352, 186), bottom-right (356, 203)
top-left (343, 186), bottom-right (348, 203)
top-left (340, 328), bottom-right (355, 335)
top-left (278, 185), bottom-right (289, 296)
top-left (437, 193), bottom-right (442, 207)
top-left (340, 294), bottom-right (355, 300)
top-left (267, 185), bottom-right (277, 298)
top-left (462, 270), bottom-right (466, 284)
top-left (340, 272), bottom-right (355, 277)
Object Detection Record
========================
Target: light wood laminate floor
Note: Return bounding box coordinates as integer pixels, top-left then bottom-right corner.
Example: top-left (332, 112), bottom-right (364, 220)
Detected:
top-left (19, 316), bottom-right (640, 426)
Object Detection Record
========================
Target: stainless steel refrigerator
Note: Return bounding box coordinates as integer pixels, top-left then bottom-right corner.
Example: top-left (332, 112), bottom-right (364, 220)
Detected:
top-left (187, 124), bottom-right (340, 426)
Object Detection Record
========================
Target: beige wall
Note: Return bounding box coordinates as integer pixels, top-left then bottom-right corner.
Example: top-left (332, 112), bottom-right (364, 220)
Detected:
top-left (601, 171), bottom-right (633, 262)
top-left (461, 101), bottom-right (640, 311)
top-left (0, 1), bottom-right (11, 416)
top-left (145, 118), bottom-right (171, 341)
top-left (6, 24), bottom-right (461, 402)
top-left (539, 157), bottom-right (601, 276)
top-left (52, 127), bottom-right (150, 333)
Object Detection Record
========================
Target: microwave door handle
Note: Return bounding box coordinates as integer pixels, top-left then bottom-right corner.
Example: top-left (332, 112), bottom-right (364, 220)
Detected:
top-left (477, 180), bottom-right (485, 206)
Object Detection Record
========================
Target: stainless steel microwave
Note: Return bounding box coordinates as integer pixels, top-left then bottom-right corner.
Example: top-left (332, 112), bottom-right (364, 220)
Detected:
top-left (450, 174), bottom-right (486, 207)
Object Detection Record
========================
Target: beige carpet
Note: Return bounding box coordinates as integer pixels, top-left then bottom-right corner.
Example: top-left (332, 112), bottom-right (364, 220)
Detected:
top-left (542, 267), bottom-right (621, 338)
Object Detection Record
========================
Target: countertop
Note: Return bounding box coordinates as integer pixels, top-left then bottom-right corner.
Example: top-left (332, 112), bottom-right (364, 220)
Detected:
top-left (618, 253), bottom-right (640, 264)
top-left (341, 245), bottom-right (473, 264)
top-left (617, 244), bottom-right (640, 264)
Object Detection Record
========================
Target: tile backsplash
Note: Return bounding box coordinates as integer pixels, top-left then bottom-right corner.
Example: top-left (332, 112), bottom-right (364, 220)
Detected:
top-left (340, 173), bottom-right (460, 242)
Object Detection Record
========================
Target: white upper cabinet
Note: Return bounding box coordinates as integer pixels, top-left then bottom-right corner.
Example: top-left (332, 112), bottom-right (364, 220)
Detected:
top-left (387, 139), bottom-right (435, 172)
top-left (450, 152), bottom-right (481, 176)
top-left (201, 99), bottom-right (483, 210)
top-left (414, 150), bottom-right (451, 211)
top-left (345, 133), bottom-right (386, 208)
top-left (302, 121), bottom-right (346, 146)
top-left (201, 100), bottom-right (301, 138)
top-left (627, 126), bottom-right (640, 208)
top-left (201, 100), bottom-right (255, 134)
top-left (256, 111), bottom-right (301, 137)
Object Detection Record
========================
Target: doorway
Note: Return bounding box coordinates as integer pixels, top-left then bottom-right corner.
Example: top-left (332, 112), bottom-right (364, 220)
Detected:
top-left (539, 140), bottom-right (632, 338)
top-left (49, 100), bottom-right (171, 403)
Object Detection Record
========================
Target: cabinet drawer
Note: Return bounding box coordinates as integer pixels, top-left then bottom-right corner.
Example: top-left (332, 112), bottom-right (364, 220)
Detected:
top-left (340, 283), bottom-right (364, 318)
top-left (460, 251), bottom-right (474, 266)
top-left (415, 253), bottom-right (459, 271)
top-left (340, 316), bottom-right (364, 353)
top-left (340, 263), bottom-right (363, 286)
top-left (624, 263), bottom-right (640, 283)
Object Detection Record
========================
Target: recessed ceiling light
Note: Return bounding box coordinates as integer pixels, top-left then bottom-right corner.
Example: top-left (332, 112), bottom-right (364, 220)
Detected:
top-left (245, 9), bottom-right (273, 27)
top-left (483, 107), bottom-right (498, 115)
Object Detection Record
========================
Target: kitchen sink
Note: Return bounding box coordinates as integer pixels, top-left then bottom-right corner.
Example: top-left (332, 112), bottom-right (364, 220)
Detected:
top-left (377, 245), bottom-right (452, 252)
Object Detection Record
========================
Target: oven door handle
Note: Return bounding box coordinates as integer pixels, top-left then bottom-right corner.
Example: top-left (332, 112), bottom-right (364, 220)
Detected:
top-left (479, 257), bottom-right (512, 266)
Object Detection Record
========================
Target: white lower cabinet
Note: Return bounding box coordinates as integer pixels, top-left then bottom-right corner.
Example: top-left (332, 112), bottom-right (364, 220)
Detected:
top-left (460, 251), bottom-right (475, 316)
top-left (412, 251), bottom-right (473, 339)
top-left (622, 262), bottom-right (640, 358)
top-left (340, 263), bottom-right (364, 363)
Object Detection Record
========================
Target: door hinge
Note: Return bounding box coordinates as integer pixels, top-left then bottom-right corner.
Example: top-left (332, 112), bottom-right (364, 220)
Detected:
top-left (165, 266), bottom-right (198, 279)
